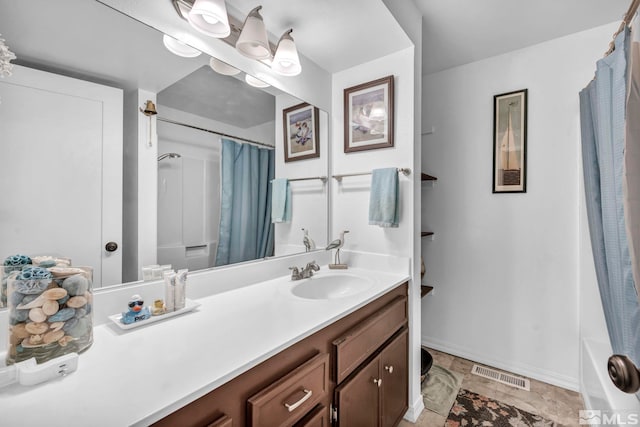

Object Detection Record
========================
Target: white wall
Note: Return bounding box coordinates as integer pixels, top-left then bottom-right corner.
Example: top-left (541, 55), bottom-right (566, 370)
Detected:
top-left (331, 46), bottom-right (419, 417)
top-left (123, 89), bottom-right (158, 283)
top-left (275, 94), bottom-right (329, 255)
top-left (421, 23), bottom-right (620, 390)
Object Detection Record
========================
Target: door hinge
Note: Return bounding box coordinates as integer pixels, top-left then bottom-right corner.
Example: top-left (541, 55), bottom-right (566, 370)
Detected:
top-left (331, 403), bottom-right (338, 424)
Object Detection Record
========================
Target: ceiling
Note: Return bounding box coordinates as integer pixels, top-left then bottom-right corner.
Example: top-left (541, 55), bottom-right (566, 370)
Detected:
top-left (413, 0), bottom-right (631, 74)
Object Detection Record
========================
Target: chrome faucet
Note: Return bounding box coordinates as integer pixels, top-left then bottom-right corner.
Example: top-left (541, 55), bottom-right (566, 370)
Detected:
top-left (289, 261), bottom-right (320, 280)
top-left (301, 261), bottom-right (320, 278)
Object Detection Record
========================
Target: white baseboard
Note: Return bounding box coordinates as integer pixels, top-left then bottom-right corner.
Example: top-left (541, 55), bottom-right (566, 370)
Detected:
top-left (422, 336), bottom-right (579, 392)
top-left (404, 393), bottom-right (425, 423)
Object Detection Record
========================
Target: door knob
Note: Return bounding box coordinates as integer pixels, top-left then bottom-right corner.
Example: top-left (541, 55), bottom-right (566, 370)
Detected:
top-left (105, 242), bottom-right (118, 252)
top-left (385, 365), bottom-right (394, 374)
top-left (608, 354), bottom-right (640, 393)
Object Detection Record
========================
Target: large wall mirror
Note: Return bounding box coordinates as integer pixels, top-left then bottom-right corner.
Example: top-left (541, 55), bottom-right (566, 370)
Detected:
top-left (0, 0), bottom-right (329, 302)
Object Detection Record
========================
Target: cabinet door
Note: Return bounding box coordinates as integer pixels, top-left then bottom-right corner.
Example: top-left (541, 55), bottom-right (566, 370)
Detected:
top-left (380, 329), bottom-right (408, 427)
top-left (334, 357), bottom-right (380, 426)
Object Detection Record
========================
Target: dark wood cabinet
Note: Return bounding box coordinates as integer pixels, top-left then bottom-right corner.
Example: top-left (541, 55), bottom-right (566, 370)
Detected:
top-left (334, 328), bottom-right (408, 427)
top-left (294, 405), bottom-right (329, 427)
top-left (152, 283), bottom-right (408, 427)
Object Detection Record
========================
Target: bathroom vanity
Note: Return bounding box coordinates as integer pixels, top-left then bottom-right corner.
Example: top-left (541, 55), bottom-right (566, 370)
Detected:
top-left (153, 282), bottom-right (408, 427)
top-left (0, 263), bottom-right (410, 427)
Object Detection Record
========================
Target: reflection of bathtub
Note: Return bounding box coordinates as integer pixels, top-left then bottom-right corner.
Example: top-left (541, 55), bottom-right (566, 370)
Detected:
top-left (581, 338), bottom-right (640, 418)
top-left (157, 241), bottom-right (217, 271)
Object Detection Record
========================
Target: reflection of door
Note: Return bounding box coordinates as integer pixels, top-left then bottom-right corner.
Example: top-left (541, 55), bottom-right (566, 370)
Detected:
top-left (0, 65), bottom-right (122, 286)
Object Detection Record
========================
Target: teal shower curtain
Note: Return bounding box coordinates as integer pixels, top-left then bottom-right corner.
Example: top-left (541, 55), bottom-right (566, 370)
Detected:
top-left (215, 138), bottom-right (274, 266)
top-left (580, 28), bottom-right (640, 371)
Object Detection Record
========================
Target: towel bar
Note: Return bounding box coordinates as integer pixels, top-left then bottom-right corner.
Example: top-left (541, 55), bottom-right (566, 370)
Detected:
top-left (332, 168), bottom-right (411, 182)
top-left (270, 176), bottom-right (327, 183)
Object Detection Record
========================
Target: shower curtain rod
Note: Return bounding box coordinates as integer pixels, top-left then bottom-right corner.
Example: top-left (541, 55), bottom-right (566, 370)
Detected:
top-left (605, 0), bottom-right (640, 56)
top-left (157, 116), bottom-right (275, 149)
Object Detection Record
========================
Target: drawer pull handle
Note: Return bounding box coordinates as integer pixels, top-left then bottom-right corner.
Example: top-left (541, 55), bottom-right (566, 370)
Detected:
top-left (385, 365), bottom-right (394, 374)
top-left (373, 378), bottom-right (382, 387)
top-left (284, 389), bottom-right (313, 412)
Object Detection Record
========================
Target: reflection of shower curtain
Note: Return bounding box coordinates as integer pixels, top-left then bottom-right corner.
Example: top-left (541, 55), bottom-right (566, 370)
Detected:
top-left (215, 138), bottom-right (274, 266)
top-left (580, 28), bottom-right (640, 372)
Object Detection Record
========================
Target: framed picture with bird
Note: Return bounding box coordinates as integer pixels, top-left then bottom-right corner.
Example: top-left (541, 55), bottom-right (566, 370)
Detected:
top-left (344, 75), bottom-right (394, 153)
top-left (283, 102), bottom-right (320, 162)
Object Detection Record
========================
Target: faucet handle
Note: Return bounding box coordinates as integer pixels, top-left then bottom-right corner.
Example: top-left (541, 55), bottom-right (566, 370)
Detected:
top-left (306, 261), bottom-right (320, 271)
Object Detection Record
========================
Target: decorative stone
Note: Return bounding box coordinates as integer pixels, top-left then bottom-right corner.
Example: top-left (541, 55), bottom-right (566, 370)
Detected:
top-left (13, 309), bottom-right (29, 323)
top-left (57, 295), bottom-right (69, 305)
top-left (58, 335), bottom-right (74, 347)
top-left (28, 307), bottom-right (47, 323)
top-left (49, 322), bottom-right (64, 331)
top-left (84, 303), bottom-right (92, 315)
top-left (21, 335), bottom-right (47, 348)
top-left (47, 307), bottom-right (75, 322)
top-left (42, 300), bottom-right (59, 316)
top-left (43, 329), bottom-right (64, 344)
top-left (25, 322), bottom-right (48, 335)
top-left (41, 288), bottom-right (67, 300)
top-left (38, 259), bottom-right (56, 268)
top-left (62, 275), bottom-right (89, 296)
top-left (8, 291), bottom-right (25, 306)
top-left (62, 318), bottom-right (78, 332)
top-left (66, 317), bottom-right (90, 337)
top-left (11, 324), bottom-right (29, 339)
top-left (16, 294), bottom-right (46, 309)
top-left (74, 308), bottom-right (87, 319)
top-left (50, 267), bottom-right (87, 278)
top-left (66, 296), bottom-right (87, 308)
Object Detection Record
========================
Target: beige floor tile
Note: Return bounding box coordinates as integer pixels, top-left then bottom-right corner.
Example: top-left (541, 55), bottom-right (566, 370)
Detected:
top-left (400, 408), bottom-right (447, 427)
top-left (424, 347), bottom-right (455, 370)
top-left (410, 350), bottom-right (584, 427)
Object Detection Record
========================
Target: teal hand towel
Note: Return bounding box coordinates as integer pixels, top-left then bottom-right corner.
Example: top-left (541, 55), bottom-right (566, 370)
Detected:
top-left (271, 178), bottom-right (292, 223)
top-left (369, 168), bottom-right (399, 228)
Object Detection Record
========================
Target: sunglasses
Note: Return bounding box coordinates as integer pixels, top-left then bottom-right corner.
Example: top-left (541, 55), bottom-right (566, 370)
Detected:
top-left (128, 301), bottom-right (144, 308)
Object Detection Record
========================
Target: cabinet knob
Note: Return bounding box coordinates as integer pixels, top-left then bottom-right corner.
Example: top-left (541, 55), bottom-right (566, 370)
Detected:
top-left (385, 365), bottom-right (394, 374)
top-left (373, 378), bottom-right (382, 387)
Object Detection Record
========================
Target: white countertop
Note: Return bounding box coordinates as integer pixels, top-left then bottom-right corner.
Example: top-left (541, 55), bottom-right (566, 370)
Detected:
top-left (0, 267), bottom-right (409, 427)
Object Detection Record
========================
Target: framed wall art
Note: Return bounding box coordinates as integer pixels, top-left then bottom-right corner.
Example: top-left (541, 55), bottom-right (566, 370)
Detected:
top-left (344, 75), bottom-right (394, 153)
top-left (283, 102), bottom-right (320, 162)
top-left (493, 89), bottom-right (527, 193)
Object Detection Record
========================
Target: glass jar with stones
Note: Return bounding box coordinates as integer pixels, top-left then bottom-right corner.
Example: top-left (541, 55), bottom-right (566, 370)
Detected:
top-left (6, 265), bottom-right (93, 365)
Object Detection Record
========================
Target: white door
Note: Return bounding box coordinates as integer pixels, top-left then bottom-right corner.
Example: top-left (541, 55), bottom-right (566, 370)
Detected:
top-left (0, 65), bottom-right (123, 287)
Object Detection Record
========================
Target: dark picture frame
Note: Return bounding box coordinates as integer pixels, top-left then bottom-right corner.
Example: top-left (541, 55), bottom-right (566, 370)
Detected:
top-left (492, 89), bottom-right (528, 193)
top-left (343, 75), bottom-right (394, 153)
top-left (283, 102), bottom-right (320, 162)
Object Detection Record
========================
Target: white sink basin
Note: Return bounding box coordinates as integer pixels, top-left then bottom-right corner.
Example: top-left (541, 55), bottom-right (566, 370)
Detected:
top-left (291, 274), bottom-right (373, 300)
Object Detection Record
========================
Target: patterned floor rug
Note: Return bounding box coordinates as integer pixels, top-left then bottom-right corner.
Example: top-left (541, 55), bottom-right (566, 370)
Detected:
top-left (446, 389), bottom-right (556, 427)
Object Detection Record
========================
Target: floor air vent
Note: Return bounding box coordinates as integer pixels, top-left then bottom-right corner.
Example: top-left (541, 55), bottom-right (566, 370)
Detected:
top-left (471, 364), bottom-right (530, 391)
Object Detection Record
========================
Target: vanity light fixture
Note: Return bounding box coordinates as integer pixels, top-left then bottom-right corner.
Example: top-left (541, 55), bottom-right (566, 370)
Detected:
top-left (271, 29), bottom-right (301, 76)
top-left (244, 74), bottom-right (270, 88)
top-left (170, 1), bottom-right (303, 75)
top-left (235, 6), bottom-right (271, 60)
top-left (188, 0), bottom-right (231, 38)
top-left (209, 57), bottom-right (241, 76)
top-left (162, 34), bottom-right (202, 58)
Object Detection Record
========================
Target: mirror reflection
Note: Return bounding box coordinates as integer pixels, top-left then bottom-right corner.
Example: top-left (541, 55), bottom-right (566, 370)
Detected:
top-left (0, 0), bottom-right (328, 301)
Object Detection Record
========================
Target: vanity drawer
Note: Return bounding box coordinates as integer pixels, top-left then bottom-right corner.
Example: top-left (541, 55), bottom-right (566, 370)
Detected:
top-left (333, 295), bottom-right (407, 383)
top-left (207, 414), bottom-right (232, 427)
top-left (294, 405), bottom-right (328, 427)
top-left (247, 353), bottom-right (329, 427)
